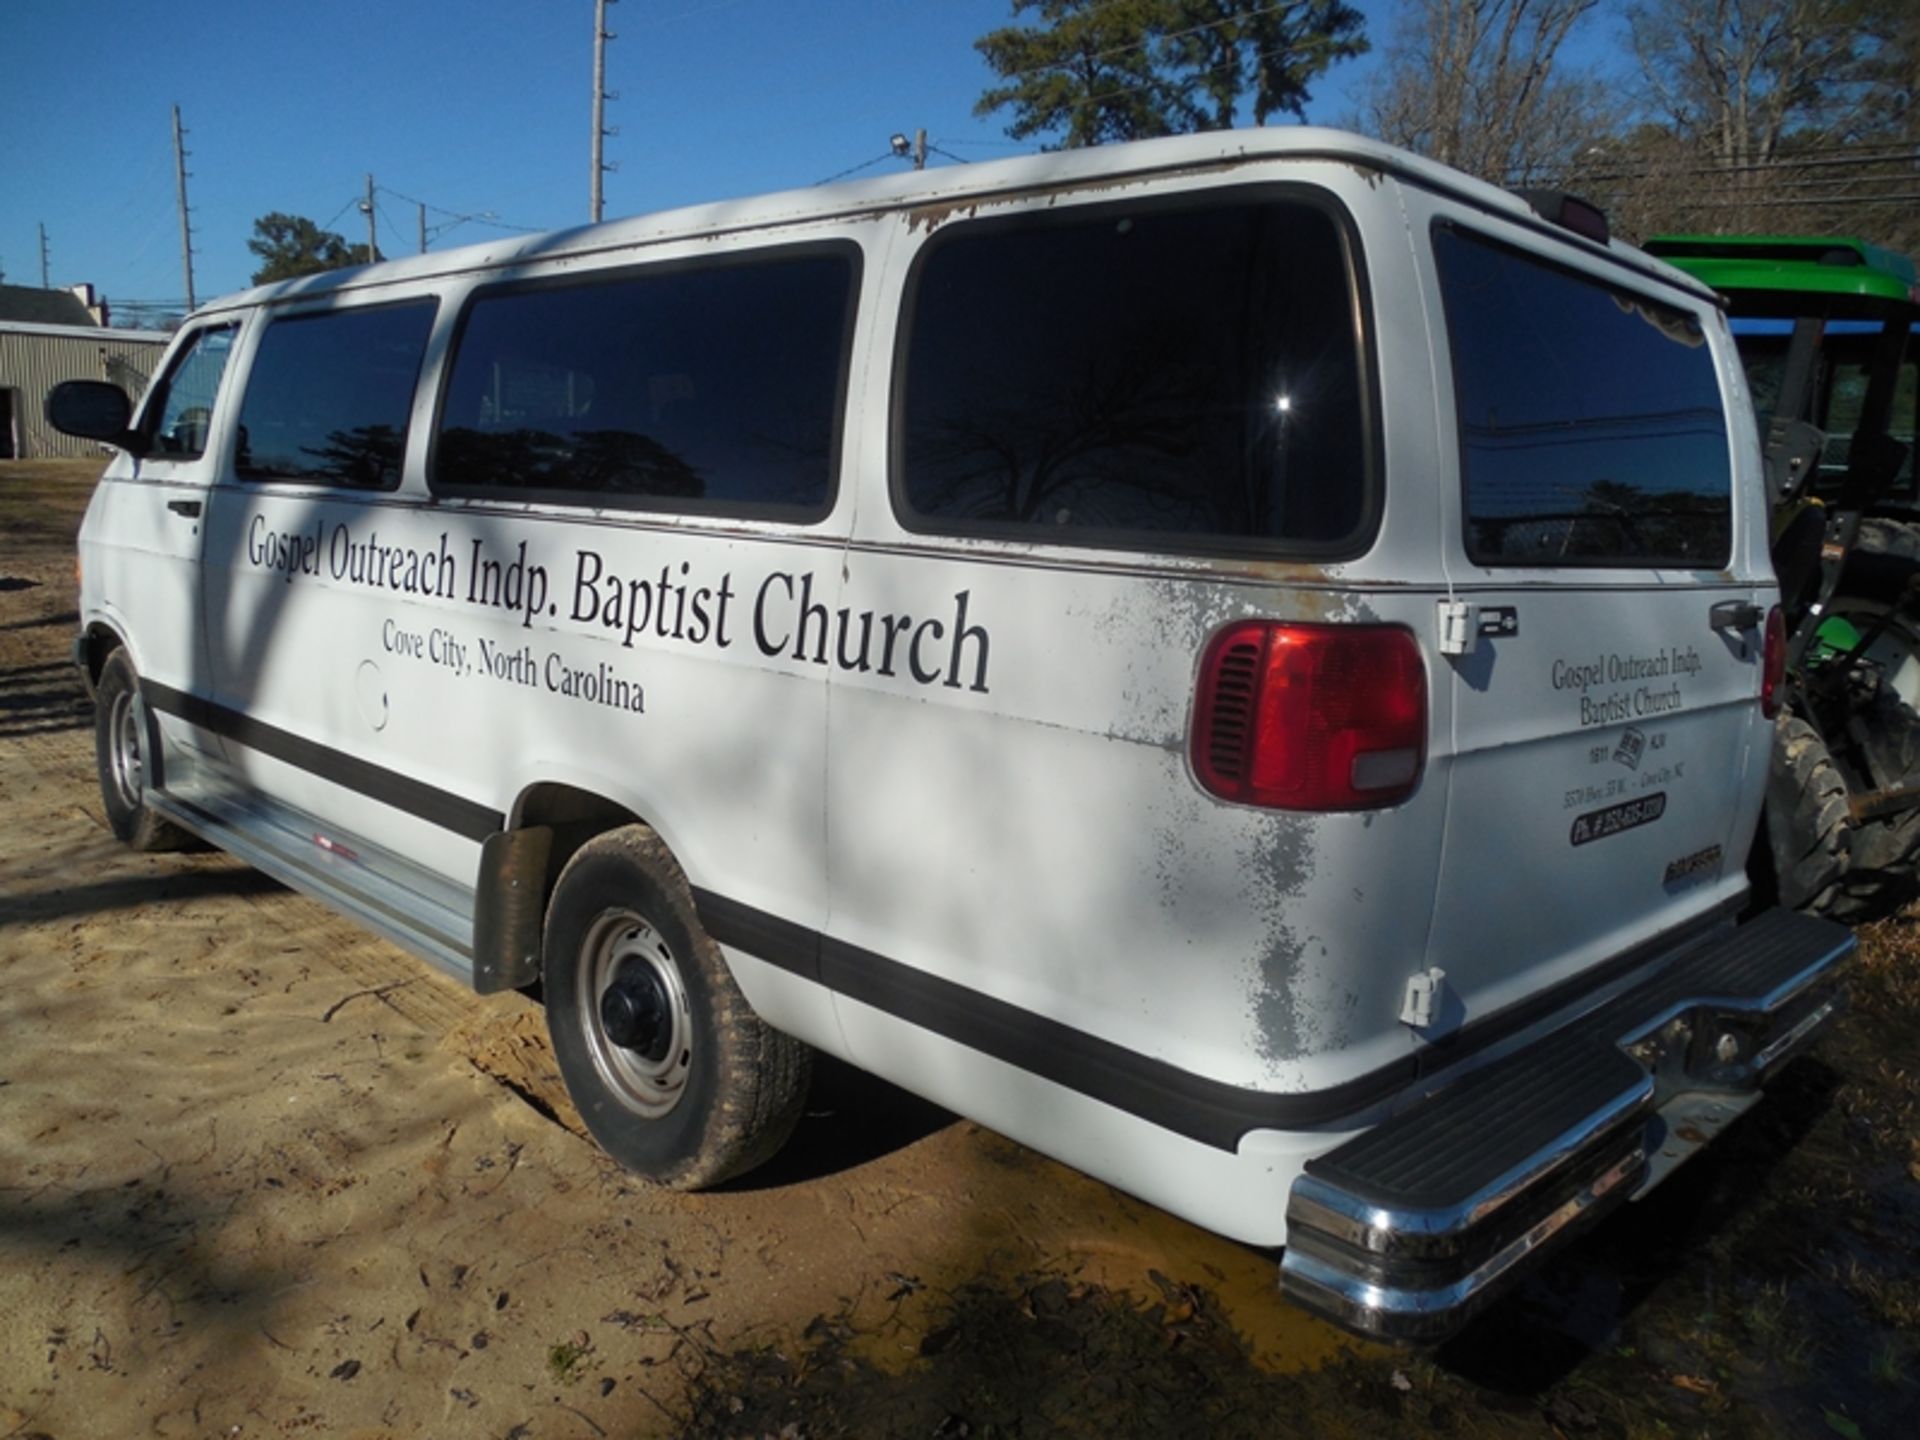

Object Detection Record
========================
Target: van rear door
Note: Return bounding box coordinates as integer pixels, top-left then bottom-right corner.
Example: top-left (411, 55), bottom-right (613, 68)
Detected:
top-left (1417, 222), bottom-right (1769, 1030)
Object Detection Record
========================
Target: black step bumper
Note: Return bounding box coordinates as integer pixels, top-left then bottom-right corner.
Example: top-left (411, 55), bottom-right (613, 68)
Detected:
top-left (1278, 907), bottom-right (1852, 1343)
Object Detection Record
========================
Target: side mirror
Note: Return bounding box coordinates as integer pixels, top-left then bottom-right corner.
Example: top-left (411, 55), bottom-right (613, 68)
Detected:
top-left (45, 380), bottom-right (144, 455)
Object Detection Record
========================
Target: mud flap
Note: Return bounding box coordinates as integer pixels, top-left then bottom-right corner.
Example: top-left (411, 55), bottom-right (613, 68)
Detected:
top-left (473, 826), bottom-right (554, 994)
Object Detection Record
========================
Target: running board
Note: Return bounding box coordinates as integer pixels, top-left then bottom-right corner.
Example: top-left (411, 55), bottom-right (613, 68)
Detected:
top-left (148, 788), bottom-right (477, 986)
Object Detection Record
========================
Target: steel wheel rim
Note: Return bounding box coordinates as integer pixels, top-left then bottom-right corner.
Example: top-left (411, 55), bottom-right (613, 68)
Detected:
top-left (579, 909), bottom-right (692, 1119)
top-left (108, 687), bottom-right (145, 809)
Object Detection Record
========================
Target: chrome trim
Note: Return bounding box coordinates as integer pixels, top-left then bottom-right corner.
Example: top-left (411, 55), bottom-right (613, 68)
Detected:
top-left (1753, 996), bottom-right (1841, 1072)
top-left (1282, 1146), bottom-right (1646, 1341)
top-left (148, 791), bottom-right (476, 984)
top-left (1616, 943), bottom-right (1851, 1051)
top-left (1279, 912), bottom-right (1854, 1343)
top-left (1284, 1073), bottom-right (1652, 1257)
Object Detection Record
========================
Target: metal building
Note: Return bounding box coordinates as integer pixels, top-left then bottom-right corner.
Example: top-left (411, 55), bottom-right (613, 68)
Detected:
top-left (1, 285), bottom-right (171, 459)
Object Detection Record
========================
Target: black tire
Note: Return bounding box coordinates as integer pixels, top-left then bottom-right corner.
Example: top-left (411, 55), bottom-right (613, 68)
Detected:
top-left (93, 648), bottom-right (193, 852)
top-left (1829, 691), bottom-right (1920, 923)
top-left (541, 824), bottom-right (810, 1189)
top-left (1763, 712), bottom-right (1849, 915)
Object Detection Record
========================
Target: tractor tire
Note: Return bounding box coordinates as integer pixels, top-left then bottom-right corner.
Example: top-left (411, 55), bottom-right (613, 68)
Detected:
top-left (1763, 712), bottom-right (1850, 917)
top-left (1829, 691), bottom-right (1920, 923)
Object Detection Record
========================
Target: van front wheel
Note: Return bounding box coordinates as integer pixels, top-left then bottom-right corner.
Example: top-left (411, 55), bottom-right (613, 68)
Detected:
top-left (93, 649), bottom-right (191, 852)
top-left (541, 825), bottom-right (810, 1189)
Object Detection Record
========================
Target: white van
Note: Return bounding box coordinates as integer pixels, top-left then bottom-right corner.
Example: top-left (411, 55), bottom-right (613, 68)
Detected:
top-left (53, 129), bottom-right (1852, 1341)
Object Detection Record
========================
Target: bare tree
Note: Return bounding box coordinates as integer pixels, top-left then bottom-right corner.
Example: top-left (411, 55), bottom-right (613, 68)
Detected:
top-left (1629, 0), bottom-right (1861, 168)
top-left (1358, 0), bottom-right (1604, 184)
top-left (1571, 0), bottom-right (1919, 244)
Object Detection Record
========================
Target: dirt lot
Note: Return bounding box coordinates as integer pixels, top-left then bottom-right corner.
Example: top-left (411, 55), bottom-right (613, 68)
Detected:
top-left (3, 457), bottom-right (1917, 1439)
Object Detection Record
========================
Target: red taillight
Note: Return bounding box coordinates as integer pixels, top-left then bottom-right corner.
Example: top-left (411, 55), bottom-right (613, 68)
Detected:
top-left (1761, 605), bottom-right (1786, 718)
top-left (1192, 622), bottom-right (1427, 811)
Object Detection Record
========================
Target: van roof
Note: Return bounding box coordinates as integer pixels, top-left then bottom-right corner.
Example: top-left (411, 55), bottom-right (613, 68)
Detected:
top-left (204, 127), bottom-right (1711, 316)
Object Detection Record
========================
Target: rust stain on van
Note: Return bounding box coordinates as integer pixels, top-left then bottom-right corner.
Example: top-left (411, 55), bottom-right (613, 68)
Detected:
top-left (903, 162), bottom-right (1253, 234)
top-left (905, 201), bottom-right (981, 234)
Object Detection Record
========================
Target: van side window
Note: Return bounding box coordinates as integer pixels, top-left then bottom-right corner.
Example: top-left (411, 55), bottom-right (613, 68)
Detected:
top-left (144, 324), bottom-right (237, 460)
top-left (433, 247), bottom-right (856, 517)
top-left (897, 196), bottom-right (1371, 550)
top-left (1434, 227), bottom-right (1733, 567)
top-left (235, 301), bottom-right (437, 489)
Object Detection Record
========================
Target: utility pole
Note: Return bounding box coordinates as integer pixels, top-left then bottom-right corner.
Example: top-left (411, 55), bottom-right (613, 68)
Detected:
top-left (591, 0), bottom-right (617, 222)
top-left (418, 202), bottom-right (428, 256)
top-left (362, 173), bottom-right (378, 264)
top-left (39, 223), bottom-right (51, 288)
top-left (172, 104), bottom-right (197, 311)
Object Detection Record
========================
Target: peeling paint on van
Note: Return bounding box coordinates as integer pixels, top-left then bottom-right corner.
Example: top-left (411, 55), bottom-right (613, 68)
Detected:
top-left (906, 202), bottom-right (981, 234)
top-left (1238, 816), bottom-right (1322, 1068)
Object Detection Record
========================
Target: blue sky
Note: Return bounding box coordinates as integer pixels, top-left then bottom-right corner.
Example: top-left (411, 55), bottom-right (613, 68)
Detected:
top-left (0, 1), bottom-right (1608, 322)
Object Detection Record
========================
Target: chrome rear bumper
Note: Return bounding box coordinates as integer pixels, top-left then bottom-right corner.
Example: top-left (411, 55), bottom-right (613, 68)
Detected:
top-left (1278, 907), bottom-right (1851, 1343)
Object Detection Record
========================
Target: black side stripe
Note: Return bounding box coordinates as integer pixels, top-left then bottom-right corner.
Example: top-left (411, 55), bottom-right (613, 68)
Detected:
top-left (142, 681), bottom-right (506, 842)
top-left (692, 886), bottom-right (1416, 1151)
top-left (694, 887), bottom-right (1740, 1153)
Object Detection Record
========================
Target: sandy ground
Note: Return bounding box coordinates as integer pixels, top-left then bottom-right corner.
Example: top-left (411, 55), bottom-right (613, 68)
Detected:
top-left (0, 462), bottom-right (1355, 1438)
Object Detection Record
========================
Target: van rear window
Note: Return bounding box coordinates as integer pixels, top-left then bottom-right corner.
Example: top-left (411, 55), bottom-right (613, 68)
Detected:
top-left (236, 301), bottom-right (436, 489)
top-left (896, 195), bottom-right (1372, 551)
top-left (1435, 227), bottom-right (1732, 567)
top-left (432, 247), bottom-right (856, 517)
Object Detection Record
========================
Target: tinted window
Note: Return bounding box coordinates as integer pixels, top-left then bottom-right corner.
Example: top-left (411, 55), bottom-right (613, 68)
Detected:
top-left (898, 197), bottom-right (1370, 549)
top-left (1817, 344), bottom-right (1917, 494)
top-left (1436, 228), bottom-right (1731, 567)
top-left (434, 249), bottom-right (855, 515)
top-left (236, 302), bottom-right (436, 488)
top-left (1730, 322), bottom-right (1919, 496)
top-left (145, 324), bottom-right (236, 460)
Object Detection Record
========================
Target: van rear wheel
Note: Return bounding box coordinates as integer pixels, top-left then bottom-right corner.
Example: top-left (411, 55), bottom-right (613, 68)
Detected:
top-left (541, 824), bottom-right (810, 1189)
top-left (93, 649), bottom-right (192, 852)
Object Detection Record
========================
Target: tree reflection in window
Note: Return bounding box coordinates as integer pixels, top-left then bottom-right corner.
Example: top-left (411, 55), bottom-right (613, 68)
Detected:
top-left (433, 251), bottom-right (853, 514)
top-left (235, 301), bottom-right (436, 489)
top-left (901, 197), bottom-right (1368, 548)
top-left (1435, 227), bottom-right (1732, 568)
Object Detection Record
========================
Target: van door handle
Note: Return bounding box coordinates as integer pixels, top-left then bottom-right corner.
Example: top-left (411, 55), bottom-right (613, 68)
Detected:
top-left (167, 499), bottom-right (202, 519)
top-left (1709, 600), bottom-right (1761, 631)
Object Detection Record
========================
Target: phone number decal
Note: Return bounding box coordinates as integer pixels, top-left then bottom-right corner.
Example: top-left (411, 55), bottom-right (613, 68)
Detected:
top-left (1570, 792), bottom-right (1667, 847)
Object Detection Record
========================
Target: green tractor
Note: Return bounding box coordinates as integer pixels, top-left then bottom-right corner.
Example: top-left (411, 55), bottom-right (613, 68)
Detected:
top-left (1645, 234), bottom-right (1920, 921)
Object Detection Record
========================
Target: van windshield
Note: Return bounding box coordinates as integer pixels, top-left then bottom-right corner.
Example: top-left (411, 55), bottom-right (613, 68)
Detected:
top-left (1436, 227), bottom-right (1733, 568)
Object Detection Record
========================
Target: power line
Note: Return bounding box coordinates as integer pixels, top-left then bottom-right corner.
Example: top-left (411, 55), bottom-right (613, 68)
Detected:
top-left (320, 196), bottom-right (361, 232)
top-left (374, 199), bottom-right (409, 255)
top-left (1643, 191), bottom-right (1920, 211)
top-left (375, 184), bottom-right (542, 234)
top-left (925, 143), bottom-right (972, 166)
top-left (815, 152), bottom-right (898, 186)
top-left (1569, 146), bottom-right (1920, 184)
